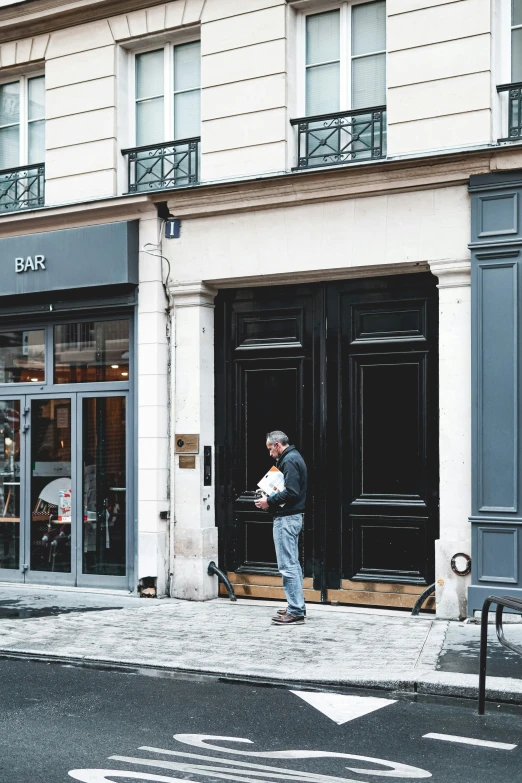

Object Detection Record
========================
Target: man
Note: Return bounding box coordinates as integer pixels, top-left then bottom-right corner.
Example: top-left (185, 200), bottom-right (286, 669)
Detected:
top-left (255, 430), bottom-right (307, 625)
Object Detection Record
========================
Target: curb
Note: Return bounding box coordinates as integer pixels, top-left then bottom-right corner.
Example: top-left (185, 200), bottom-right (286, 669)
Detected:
top-left (1, 646), bottom-right (521, 706)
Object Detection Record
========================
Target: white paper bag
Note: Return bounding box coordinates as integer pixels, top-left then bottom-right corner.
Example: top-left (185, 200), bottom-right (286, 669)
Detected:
top-left (257, 466), bottom-right (285, 496)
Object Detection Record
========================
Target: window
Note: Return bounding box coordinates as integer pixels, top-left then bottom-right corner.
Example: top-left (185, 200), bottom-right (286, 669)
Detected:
top-left (304, 2), bottom-right (386, 117)
top-left (0, 75), bottom-right (44, 171)
top-left (135, 41), bottom-right (201, 146)
top-left (0, 330), bottom-right (45, 384)
top-left (54, 320), bottom-right (130, 384)
top-left (513, 0), bottom-right (522, 81)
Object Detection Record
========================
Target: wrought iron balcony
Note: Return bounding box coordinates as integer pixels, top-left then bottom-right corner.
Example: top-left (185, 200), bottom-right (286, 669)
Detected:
top-left (0, 163), bottom-right (45, 213)
top-left (291, 106), bottom-right (386, 170)
top-left (122, 138), bottom-right (200, 193)
top-left (497, 83), bottom-right (522, 142)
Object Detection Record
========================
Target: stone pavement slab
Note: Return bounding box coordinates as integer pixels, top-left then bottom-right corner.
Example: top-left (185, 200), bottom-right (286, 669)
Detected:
top-left (438, 620), bottom-right (522, 678)
top-left (0, 584), bottom-right (520, 704)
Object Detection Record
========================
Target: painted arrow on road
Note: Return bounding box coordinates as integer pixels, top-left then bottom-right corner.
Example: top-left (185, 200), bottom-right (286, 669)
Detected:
top-left (291, 690), bottom-right (397, 725)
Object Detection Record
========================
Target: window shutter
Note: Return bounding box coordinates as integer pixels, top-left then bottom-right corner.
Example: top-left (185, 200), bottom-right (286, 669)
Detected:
top-left (306, 10), bottom-right (340, 116)
top-left (174, 41), bottom-right (201, 140)
top-left (136, 49), bottom-right (165, 146)
top-left (351, 1), bottom-right (386, 110)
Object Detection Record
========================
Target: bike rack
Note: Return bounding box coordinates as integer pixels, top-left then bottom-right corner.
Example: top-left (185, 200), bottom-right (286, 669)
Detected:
top-left (478, 594), bottom-right (522, 714)
top-left (208, 560), bottom-right (237, 602)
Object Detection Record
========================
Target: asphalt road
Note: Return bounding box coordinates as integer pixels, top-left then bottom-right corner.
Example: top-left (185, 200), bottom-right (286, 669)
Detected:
top-left (0, 658), bottom-right (521, 783)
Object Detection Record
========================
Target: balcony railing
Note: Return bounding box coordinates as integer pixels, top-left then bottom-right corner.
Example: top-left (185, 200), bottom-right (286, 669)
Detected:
top-left (0, 163), bottom-right (44, 213)
top-left (291, 106), bottom-right (386, 170)
top-left (122, 138), bottom-right (200, 193)
top-left (497, 83), bottom-right (522, 142)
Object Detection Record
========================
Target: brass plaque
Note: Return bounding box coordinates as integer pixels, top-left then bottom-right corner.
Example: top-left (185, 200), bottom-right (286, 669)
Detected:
top-left (179, 455), bottom-right (196, 469)
top-left (175, 434), bottom-right (199, 453)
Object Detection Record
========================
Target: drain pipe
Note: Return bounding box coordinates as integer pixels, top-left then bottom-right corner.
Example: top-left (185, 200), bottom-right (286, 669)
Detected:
top-left (208, 561), bottom-right (237, 601)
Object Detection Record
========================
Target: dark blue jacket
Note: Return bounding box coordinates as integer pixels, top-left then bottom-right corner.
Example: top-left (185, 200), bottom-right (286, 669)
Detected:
top-left (266, 445), bottom-right (307, 517)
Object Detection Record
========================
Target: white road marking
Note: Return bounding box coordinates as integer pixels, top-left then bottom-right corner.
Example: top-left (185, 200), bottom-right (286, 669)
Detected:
top-left (171, 735), bottom-right (431, 777)
top-left (69, 733), bottom-right (433, 782)
top-left (69, 773), bottom-right (185, 782)
top-left (291, 690), bottom-right (397, 725)
top-left (423, 733), bottom-right (517, 751)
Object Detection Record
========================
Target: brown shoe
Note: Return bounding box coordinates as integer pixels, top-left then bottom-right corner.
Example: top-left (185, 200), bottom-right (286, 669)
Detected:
top-left (271, 613), bottom-right (305, 625)
top-left (277, 607), bottom-right (306, 617)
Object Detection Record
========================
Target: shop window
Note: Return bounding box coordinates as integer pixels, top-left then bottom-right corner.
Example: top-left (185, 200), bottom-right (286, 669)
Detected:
top-left (0, 329), bottom-right (45, 384)
top-left (0, 75), bottom-right (45, 170)
top-left (54, 320), bottom-right (130, 384)
top-left (304, 2), bottom-right (386, 116)
top-left (135, 40), bottom-right (201, 146)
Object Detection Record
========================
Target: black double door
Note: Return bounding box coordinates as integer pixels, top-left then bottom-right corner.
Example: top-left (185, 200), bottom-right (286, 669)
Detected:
top-left (215, 273), bottom-right (439, 605)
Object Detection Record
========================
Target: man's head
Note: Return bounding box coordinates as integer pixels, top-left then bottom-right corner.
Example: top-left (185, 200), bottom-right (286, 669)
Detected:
top-left (266, 430), bottom-right (290, 459)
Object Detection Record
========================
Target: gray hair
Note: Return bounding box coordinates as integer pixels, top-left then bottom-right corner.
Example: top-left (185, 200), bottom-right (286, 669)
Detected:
top-left (266, 430), bottom-right (289, 446)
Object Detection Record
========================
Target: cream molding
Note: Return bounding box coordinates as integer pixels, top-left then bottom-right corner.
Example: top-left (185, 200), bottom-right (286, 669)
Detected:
top-left (0, 35), bottom-right (49, 68)
top-left (0, 193), bottom-right (156, 239)
top-left (164, 147), bottom-right (522, 220)
top-left (108, 1), bottom-right (205, 44)
top-left (168, 280), bottom-right (217, 307)
top-left (0, 0), bottom-right (187, 44)
top-left (0, 1), bottom-right (205, 63)
top-left (428, 259), bottom-right (471, 289)
top-left (206, 262), bottom-right (430, 289)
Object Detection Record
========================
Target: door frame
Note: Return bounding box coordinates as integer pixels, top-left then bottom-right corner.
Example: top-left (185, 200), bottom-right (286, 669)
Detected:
top-left (0, 311), bottom-right (135, 590)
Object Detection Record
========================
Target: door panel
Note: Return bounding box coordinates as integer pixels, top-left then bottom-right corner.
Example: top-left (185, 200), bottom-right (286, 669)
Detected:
top-left (350, 515), bottom-right (430, 583)
top-left (81, 396), bottom-right (127, 578)
top-left (216, 287), bottom-right (319, 583)
top-left (233, 358), bottom-right (308, 573)
top-left (331, 276), bottom-right (438, 589)
top-left (241, 363), bottom-right (302, 498)
top-left (29, 397), bottom-right (73, 575)
top-left (353, 355), bottom-right (426, 502)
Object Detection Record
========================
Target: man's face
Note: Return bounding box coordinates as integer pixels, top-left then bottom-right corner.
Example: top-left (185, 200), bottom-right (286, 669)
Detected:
top-left (266, 440), bottom-right (281, 459)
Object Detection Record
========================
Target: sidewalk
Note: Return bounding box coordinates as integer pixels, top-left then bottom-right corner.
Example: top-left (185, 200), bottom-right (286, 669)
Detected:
top-left (0, 583), bottom-right (521, 705)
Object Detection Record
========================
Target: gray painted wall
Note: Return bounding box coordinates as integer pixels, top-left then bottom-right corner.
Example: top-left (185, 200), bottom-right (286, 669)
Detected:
top-left (469, 171), bottom-right (522, 612)
top-left (0, 221), bottom-right (139, 297)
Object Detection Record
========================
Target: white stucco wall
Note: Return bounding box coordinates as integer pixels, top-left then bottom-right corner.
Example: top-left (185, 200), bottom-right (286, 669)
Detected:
top-left (166, 184), bottom-right (470, 283)
top-left (0, 0), bottom-right (505, 202)
top-left (387, 0), bottom-right (492, 155)
top-left (137, 214), bottom-right (170, 594)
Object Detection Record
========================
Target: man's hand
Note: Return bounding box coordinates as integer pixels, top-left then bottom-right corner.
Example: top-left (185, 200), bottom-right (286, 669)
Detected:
top-left (255, 496), bottom-right (269, 510)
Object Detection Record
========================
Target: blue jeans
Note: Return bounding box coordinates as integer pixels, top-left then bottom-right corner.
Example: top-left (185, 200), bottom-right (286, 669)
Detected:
top-left (273, 514), bottom-right (305, 617)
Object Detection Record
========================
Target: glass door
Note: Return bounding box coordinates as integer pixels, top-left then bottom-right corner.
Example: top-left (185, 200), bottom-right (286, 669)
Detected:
top-left (0, 398), bottom-right (24, 580)
top-left (4, 392), bottom-right (129, 588)
top-left (77, 393), bottom-right (128, 588)
top-left (26, 395), bottom-right (76, 585)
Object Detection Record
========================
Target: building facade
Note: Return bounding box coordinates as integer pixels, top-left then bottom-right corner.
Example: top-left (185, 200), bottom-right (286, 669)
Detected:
top-left (0, 0), bottom-right (520, 616)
